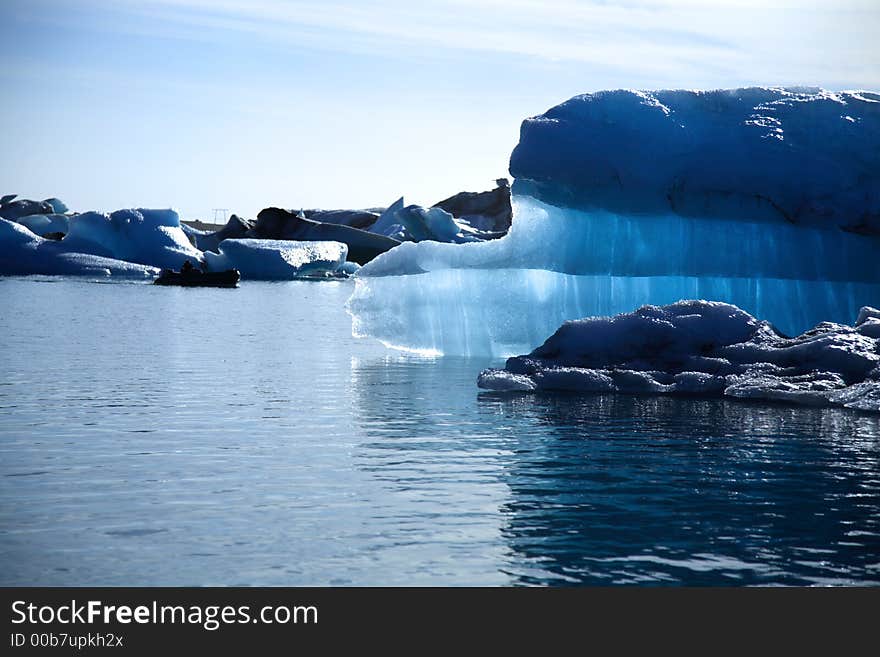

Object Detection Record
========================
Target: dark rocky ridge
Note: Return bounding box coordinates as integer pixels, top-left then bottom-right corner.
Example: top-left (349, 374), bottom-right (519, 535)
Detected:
top-left (433, 178), bottom-right (512, 233)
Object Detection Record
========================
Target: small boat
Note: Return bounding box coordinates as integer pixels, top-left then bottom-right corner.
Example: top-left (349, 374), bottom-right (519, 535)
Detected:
top-left (154, 264), bottom-right (240, 288)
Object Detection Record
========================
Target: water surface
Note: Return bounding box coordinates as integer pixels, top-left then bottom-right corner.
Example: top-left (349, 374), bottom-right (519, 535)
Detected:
top-left (1, 277), bottom-right (878, 585)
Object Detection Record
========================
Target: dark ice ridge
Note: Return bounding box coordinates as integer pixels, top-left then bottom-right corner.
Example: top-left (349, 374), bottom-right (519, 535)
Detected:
top-left (478, 300), bottom-right (880, 413)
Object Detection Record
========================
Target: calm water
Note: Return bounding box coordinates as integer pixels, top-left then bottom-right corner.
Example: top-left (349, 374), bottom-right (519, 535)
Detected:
top-left (1, 277), bottom-right (878, 586)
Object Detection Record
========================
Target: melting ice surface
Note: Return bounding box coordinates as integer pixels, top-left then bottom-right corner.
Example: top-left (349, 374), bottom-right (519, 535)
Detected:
top-left (349, 88), bottom-right (880, 357)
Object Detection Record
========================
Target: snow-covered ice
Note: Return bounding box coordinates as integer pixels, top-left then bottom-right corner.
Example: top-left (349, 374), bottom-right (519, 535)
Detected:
top-left (349, 87), bottom-right (880, 356)
top-left (203, 238), bottom-right (348, 279)
top-left (477, 300), bottom-right (880, 413)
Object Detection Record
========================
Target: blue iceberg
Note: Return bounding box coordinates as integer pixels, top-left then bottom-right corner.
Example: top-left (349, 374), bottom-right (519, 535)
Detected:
top-left (0, 219), bottom-right (159, 278)
top-left (61, 208), bottom-right (204, 271)
top-left (348, 88), bottom-right (880, 357)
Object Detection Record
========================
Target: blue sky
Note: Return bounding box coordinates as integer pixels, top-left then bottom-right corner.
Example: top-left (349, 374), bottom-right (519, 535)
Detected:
top-left (1, 0), bottom-right (878, 220)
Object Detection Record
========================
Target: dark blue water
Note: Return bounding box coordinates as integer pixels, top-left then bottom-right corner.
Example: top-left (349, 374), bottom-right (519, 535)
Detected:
top-left (1, 277), bottom-right (878, 585)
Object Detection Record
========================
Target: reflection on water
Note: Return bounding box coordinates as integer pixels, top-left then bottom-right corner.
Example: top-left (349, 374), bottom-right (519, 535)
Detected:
top-left (353, 358), bottom-right (880, 586)
top-left (481, 394), bottom-right (880, 585)
top-left (1, 278), bottom-right (878, 585)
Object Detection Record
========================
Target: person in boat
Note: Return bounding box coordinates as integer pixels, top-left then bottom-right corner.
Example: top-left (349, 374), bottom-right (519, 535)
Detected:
top-left (180, 259), bottom-right (199, 274)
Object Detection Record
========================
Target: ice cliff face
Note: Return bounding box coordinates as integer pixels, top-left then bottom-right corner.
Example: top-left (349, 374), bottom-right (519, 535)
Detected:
top-left (349, 88), bottom-right (880, 357)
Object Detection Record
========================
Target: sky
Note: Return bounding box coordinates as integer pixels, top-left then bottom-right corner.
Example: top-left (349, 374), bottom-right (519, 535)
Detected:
top-left (1, 0), bottom-right (878, 220)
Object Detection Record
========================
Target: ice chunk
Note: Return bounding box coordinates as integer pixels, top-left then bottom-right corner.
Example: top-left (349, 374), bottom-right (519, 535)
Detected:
top-left (0, 198), bottom-right (54, 221)
top-left (857, 318), bottom-right (880, 339)
top-left (43, 198), bottom-right (69, 214)
top-left (339, 261), bottom-right (361, 276)
top-left (369, 197), bottom-right (407, 238)
top-left (349, 88), bottom-right (880, 356)
top-left (369, 181), bottom-right (512, 239)
top-left (61, 208), bottom-right (203, 270)
top-left (477, 300), bottom-right (880, 412)
top-left (14, 213), bottom-right (70, 236)
top-left (203, 238), bottom-right (347, 280)
top-left (368, 197), bottom-right (489, 243)
top-left (0, 218), bottom-right (159, 278)
top-left (855, 306), bottom-right (880, 326)
top-left (419, 206), bottom-right (465, 242)
top-left (472, 369), bottom-right (537, 391)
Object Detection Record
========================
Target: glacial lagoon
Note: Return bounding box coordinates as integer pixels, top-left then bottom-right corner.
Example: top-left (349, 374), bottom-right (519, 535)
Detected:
top-left (1, 277), bottom-right (879, 586)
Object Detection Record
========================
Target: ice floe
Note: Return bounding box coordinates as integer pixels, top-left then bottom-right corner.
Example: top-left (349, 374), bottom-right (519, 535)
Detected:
top-left (478, 300), bottom-right (880, 412)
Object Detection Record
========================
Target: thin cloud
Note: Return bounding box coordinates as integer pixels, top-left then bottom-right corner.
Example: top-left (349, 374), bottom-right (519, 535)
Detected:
top-left (47, 0), bottom-right (875, 87)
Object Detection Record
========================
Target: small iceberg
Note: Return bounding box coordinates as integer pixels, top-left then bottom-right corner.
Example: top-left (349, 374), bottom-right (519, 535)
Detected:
top-left (477, 300), bottom-right (880, 413)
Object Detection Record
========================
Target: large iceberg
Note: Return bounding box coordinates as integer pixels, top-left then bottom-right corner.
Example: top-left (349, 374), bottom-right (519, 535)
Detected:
top-left (477, 300), bottom-right (880, 413)
top-left (0, 219), bottom-right (159, 278)
top-left (204, 238), bottom-right (348, 280)
top-left (348, 88), bottom-right (880, 357)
